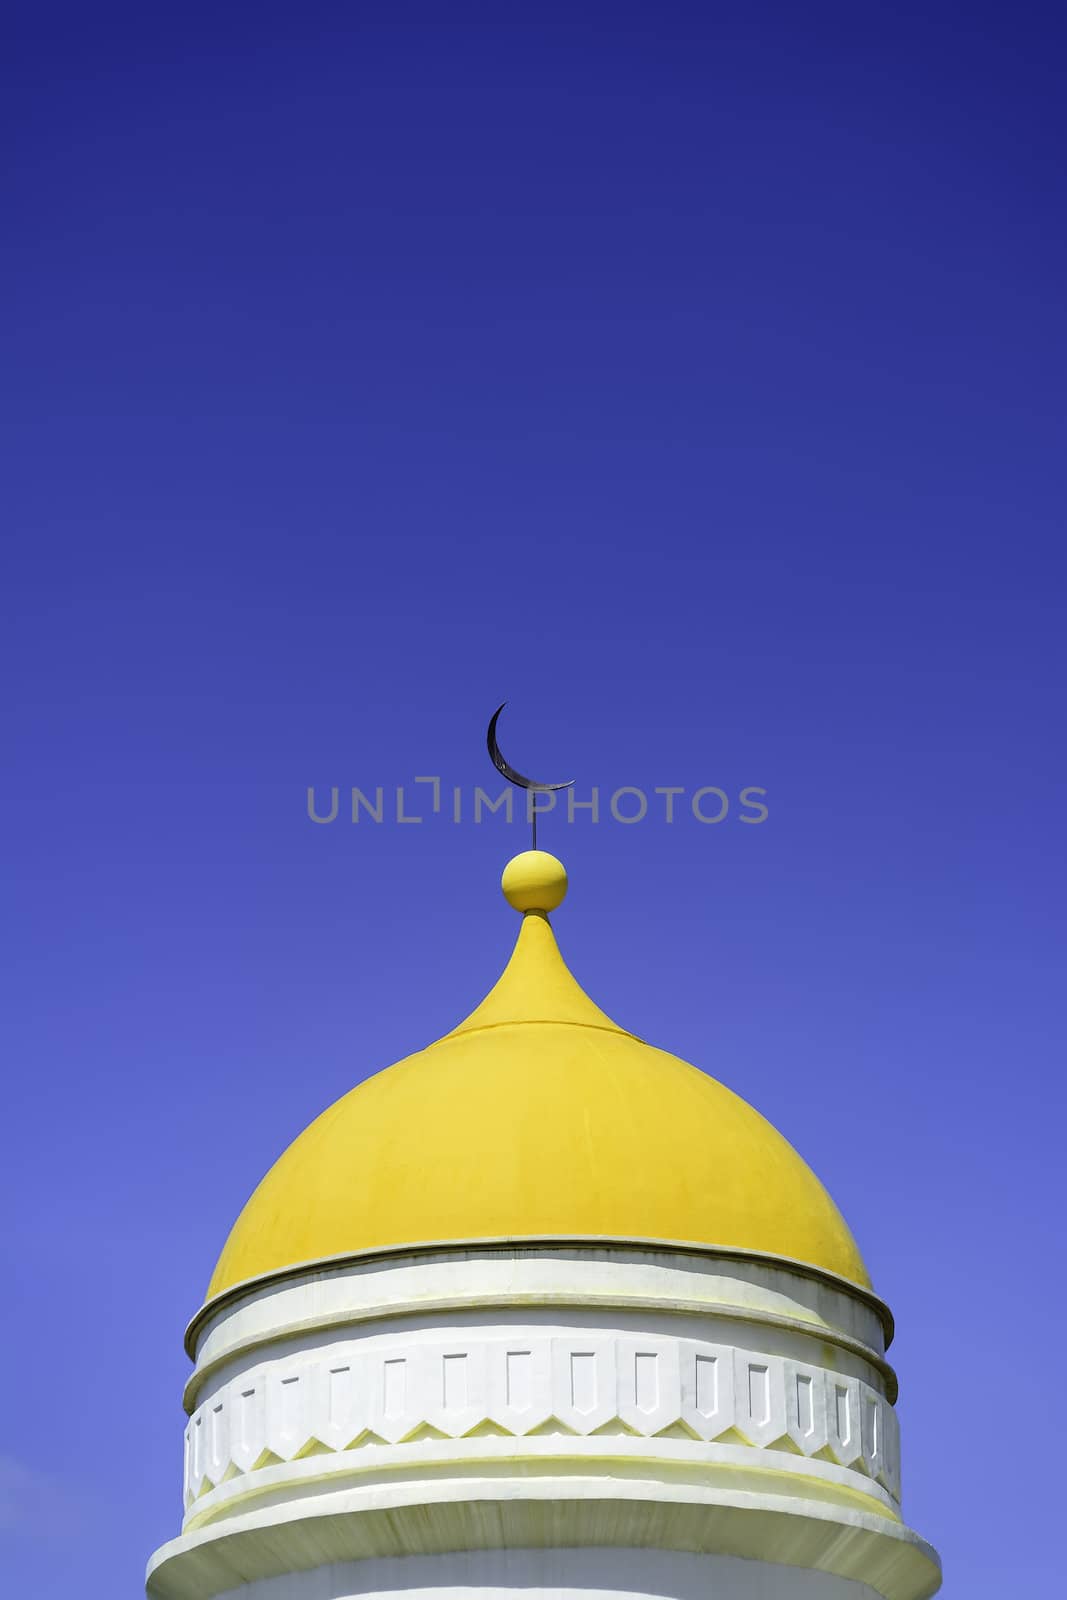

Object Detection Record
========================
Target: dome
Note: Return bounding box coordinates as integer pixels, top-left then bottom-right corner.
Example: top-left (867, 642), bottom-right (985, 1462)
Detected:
top-left (206, 852), bottom-right (869, 1301)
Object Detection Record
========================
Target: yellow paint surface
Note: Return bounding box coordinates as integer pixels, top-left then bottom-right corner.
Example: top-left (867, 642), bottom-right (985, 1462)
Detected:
top-left (208, 868), bottom-right (870, 1300)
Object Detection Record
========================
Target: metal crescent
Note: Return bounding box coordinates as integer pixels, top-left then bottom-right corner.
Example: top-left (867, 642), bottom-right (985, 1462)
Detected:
top-left (487, 703), bottom-right (574, 792)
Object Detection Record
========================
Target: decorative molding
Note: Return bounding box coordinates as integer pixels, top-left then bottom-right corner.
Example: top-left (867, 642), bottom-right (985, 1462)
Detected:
top-left (184, 1247), bottom-right (894, 1413)
top-left (188, 1240), bottom-right (893, 1359)
top-left (153, 1480), bottom-right (940, 1600)
top-left (184, 1330), bottom-right (899, 1511)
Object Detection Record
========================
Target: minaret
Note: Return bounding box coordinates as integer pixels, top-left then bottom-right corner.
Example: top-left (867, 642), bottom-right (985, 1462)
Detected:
top-left (147, 850), bottom-right (940, 1600)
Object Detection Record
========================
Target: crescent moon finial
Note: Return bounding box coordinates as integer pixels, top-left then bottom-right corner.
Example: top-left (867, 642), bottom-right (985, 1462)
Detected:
top-left (486, 702), bottom-right (574, 793)
top-left (486, 703), bottom-right (573, 852)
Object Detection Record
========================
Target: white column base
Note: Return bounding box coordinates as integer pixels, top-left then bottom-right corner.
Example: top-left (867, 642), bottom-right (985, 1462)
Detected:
top-left (212, 1546), bottom-right (886, 1598)
top-left (148, 1246), bottom-right (940, 1600)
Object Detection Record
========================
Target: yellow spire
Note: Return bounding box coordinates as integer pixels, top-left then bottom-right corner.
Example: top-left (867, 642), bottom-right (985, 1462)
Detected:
top-left (450, 851), bottom-right (623, 1037)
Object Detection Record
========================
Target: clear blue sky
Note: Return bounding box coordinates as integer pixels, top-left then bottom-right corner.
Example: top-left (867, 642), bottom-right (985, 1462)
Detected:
top-left (2, 5), bottom-right (1063, 1595)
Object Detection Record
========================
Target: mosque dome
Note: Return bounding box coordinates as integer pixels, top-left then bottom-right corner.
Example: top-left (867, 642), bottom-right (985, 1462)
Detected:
top-left (205, 850), bottom-right (869, 1303)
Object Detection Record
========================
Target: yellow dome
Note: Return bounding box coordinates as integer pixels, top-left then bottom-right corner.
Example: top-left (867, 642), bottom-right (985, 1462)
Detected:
top-left (206, 853), bottom-right (869, 1301)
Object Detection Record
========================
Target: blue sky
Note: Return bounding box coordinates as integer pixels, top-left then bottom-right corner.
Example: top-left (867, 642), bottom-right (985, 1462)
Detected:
top-left (2, 5), bottom-right (1064, 1595)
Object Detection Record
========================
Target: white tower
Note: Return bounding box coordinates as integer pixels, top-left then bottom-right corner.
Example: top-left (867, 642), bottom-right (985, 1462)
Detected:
top-left (147, 851), bottom-right (940, 1600)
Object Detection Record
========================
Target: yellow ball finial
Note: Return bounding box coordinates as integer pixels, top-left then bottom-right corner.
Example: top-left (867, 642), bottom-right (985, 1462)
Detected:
top-left (501, 850), bottom-right (568, 913)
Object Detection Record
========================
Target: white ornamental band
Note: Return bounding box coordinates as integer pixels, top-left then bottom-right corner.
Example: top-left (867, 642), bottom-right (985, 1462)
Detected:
top-left (184, 1327), bottom-right (900, 1512)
